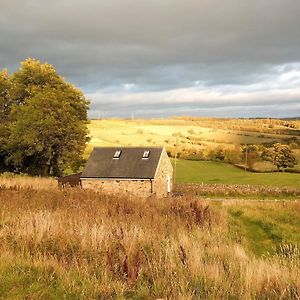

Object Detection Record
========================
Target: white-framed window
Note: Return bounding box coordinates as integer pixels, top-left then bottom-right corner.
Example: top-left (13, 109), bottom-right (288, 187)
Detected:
top-left (142, 150), bottom-right (150, 159)
top-left (113, 150), bottom-right (122, 159)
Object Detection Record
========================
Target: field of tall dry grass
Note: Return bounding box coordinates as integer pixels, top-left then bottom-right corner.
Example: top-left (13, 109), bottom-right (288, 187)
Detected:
top-left (0, 173), bottom-right (57, 190)
top-left (0, 177), bottom-right (299, 299)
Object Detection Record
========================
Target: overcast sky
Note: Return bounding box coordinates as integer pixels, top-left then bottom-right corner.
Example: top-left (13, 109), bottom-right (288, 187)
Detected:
top-left (1, 0), bottom-right (300, 118)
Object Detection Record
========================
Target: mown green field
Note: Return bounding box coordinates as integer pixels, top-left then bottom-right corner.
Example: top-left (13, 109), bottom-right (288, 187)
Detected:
top-left (175, 159), bottom-right (300, 188)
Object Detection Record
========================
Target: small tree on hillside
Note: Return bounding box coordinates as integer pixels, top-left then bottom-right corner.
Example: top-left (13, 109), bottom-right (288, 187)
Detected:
top-left (272, 143), bottom-right (296, 170)
top-left (223, 146), bottom-right (242, 164)
top-left (242, 145), bottom-right (260, 170)
top-left (207, 146), bottom-right (225, 161)
top-left (262, 143), bottom-right (296, 171)
top-left (261, 147), bottom-right (273, 162)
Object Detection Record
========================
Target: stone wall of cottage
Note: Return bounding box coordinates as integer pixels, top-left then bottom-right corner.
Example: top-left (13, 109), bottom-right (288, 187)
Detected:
top-left (81, 179), bottom-right (153, 197)
top-left (152, 150), bottom-right (173, 197)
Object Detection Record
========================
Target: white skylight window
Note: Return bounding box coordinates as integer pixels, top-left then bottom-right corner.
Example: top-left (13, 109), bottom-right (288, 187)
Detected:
top-left (142, 150), bottom-right (150, 159)
top-left (113, 150), bottom-right (122, 159)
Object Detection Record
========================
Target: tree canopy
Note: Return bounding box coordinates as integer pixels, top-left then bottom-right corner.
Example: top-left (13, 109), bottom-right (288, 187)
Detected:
top-left (262, 143), bottom-right (296, 170)
top-left (0, 69), bottom-right (12, 170)
top-left (0, 58), bottom-right (89, 176)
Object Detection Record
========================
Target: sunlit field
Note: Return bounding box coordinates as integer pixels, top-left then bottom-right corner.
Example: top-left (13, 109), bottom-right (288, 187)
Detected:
top-left (0, 180), bottom-right (299, 299)
top-left (87, 119), bottom-right (300, 172)
top-left (175, 160), bottom-right (300, 188)
top-left (88, 118), bottom-right (300, 152)
top-left (85, 118), bottom-right (300, 188)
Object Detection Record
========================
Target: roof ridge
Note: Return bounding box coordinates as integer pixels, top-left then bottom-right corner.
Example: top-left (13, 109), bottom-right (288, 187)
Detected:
top-left (93, 146), bottom-right (164, 149)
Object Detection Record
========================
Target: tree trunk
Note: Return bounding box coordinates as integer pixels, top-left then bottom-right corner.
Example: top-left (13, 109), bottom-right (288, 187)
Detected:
top-left (50, 152), bottom-right (62, 177)
top-left (41, 164), bottom-right (50, 177)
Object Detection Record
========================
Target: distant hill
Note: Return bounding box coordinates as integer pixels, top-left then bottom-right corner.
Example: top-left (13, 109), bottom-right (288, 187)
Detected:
top-left (86, 118), bottom-right (300, 169)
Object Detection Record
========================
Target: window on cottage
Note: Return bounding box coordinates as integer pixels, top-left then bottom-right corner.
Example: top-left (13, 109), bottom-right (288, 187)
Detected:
top-left (142, 150), bottom-right (150, 159)
top-left (113, 150), bottom-right (122, 159)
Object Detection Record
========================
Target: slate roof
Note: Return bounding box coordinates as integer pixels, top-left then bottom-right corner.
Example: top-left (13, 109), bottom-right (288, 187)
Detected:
top-left (81, 147), bottom-right (164, 179)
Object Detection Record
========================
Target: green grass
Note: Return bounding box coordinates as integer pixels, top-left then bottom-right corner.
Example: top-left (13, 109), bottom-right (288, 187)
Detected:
top-left (175, 159), bottom-right (300, 188)
top-left (0, 262), bottom-right (66, 299)
top-left (228, 203), bottom-right (300, 256)
top-left (0, 259), bottom-right (116, 300)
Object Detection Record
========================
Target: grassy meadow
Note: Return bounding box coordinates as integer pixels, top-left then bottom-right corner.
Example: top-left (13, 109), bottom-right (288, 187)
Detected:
top-left (1, 117), bottom-right (300, 298)
top-left (228, 202), bottom-right (300, 256)
top-left (0, 179), bottom-right (299, 299)
top-left (175, 160), bottom-right (300, 188)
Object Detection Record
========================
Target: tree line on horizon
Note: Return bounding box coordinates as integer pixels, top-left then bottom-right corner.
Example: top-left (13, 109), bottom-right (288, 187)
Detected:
top-left (0, 58), bottom-right (89, 176)
top-left (167, 143), bottom-right (297, 172)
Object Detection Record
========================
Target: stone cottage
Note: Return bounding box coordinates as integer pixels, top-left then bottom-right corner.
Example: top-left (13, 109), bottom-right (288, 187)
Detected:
top-left (80, 147), bottom-right (173, 197)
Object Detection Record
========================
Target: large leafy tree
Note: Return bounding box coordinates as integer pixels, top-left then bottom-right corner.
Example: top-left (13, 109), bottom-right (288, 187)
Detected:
top-left (0, 69), bottom-right (12, 171)
top-left (3, 58), bottom-right (89, 176)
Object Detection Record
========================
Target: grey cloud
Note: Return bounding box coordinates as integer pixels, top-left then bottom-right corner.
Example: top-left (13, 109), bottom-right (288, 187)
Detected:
top-left (0, 0), bottom-right (300, 117)
top-left (87, 85), bottom-right (300, 119)
top-left (89, 102), bottom-right (300, 119)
